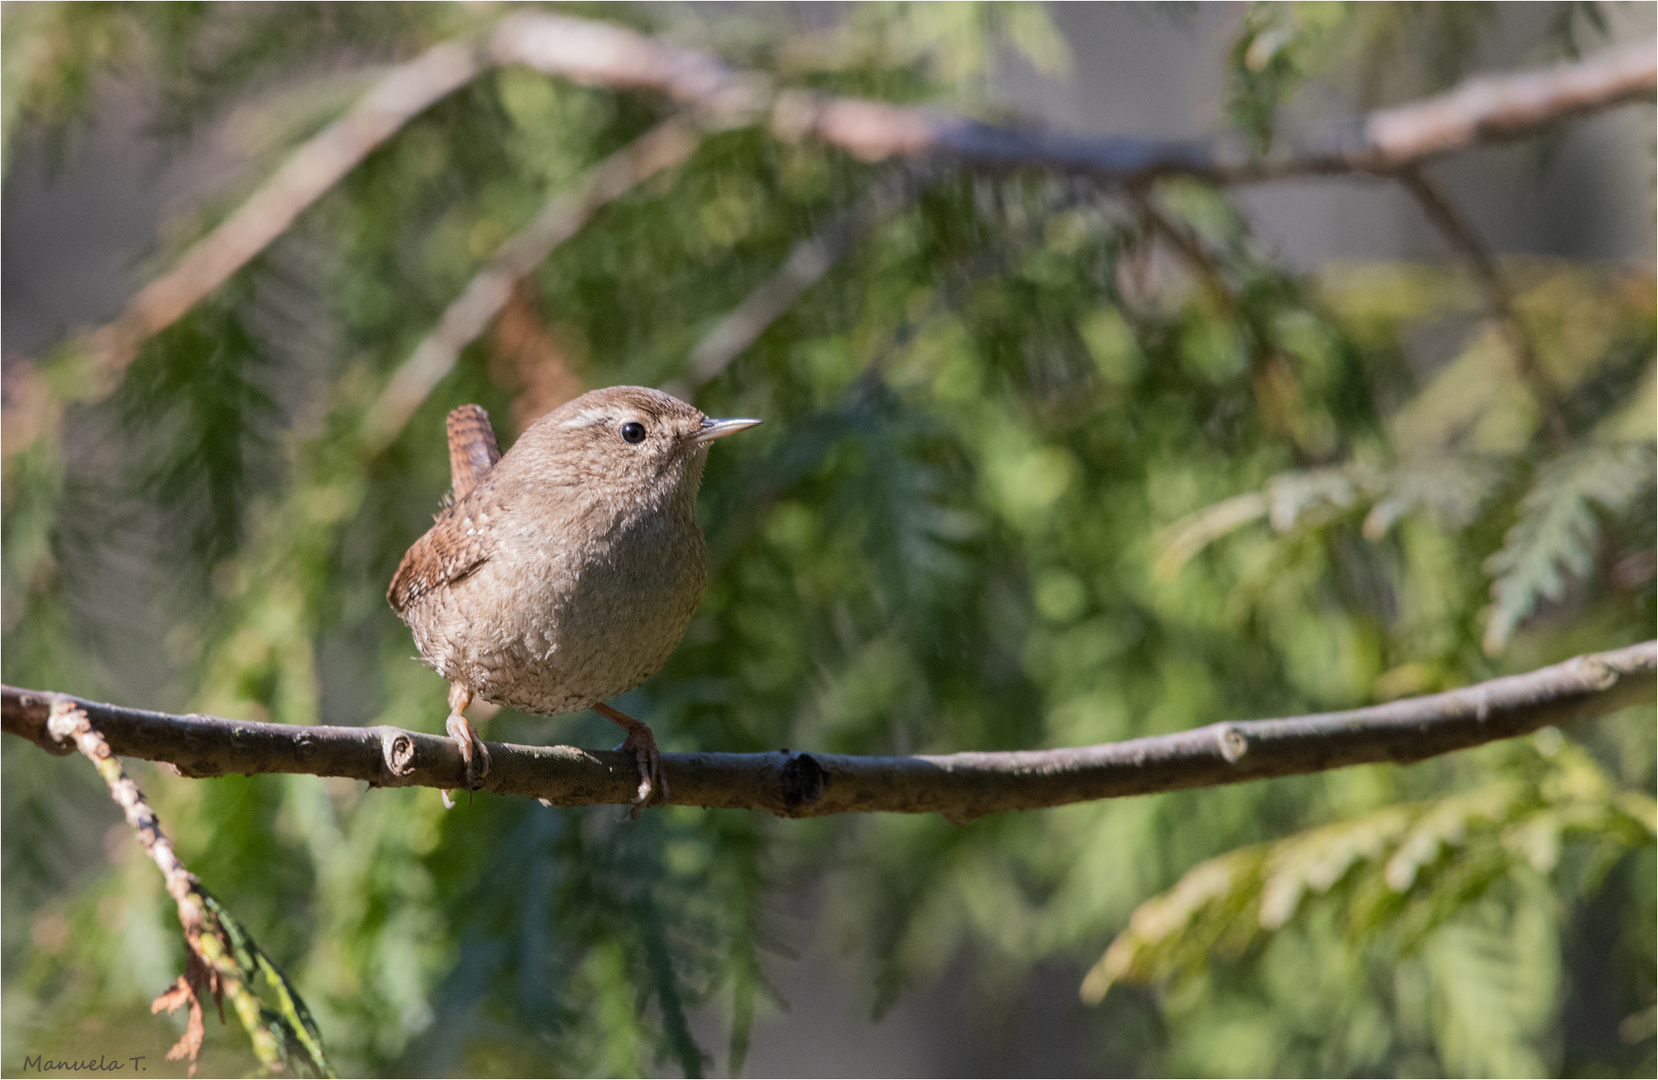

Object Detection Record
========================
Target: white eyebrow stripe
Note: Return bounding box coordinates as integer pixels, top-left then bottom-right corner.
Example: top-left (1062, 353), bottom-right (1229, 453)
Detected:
top-left (560, 407), bottom-right (613, 429)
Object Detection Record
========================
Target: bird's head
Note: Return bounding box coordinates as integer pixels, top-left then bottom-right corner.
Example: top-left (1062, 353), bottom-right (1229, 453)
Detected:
top-left (511, 385), bottom-right (760, 511)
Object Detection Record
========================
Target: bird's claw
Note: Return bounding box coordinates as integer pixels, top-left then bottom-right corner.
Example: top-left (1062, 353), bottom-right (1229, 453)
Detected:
top-left (442, 711), bottom-right (490, 808)
top-left (615, 725), bottom-right (668, 819)
top-left (592, 702), bottom-right (668, 819)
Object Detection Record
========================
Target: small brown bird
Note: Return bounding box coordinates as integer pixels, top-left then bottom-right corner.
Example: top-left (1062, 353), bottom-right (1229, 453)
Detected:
top-left (387, 386), bottom-right (760, 811)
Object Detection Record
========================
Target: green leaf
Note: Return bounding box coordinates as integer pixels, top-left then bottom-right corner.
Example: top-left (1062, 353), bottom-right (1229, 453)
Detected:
top-left (1483, 443), bottom-right (1656, 654)
top-left (203, 890), bottom-right (337, 1078)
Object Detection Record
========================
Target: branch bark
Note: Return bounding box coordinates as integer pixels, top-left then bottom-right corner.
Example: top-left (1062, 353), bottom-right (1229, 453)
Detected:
top-left (1347, 39), bottom-right (1656, 171)
top-left (6, 642), bottom-right (1651, 822)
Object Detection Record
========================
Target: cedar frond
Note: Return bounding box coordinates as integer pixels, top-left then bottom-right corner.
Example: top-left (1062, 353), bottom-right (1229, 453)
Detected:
top-left (1483, 442), bottom-right (1656, 654)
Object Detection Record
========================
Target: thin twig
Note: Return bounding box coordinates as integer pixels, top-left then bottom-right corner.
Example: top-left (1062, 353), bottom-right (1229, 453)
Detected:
top-left (358, 117), bottom-right (702, 453)
top-left (1127, 185), bottom-right (1321, 455)
top-left (1396, 167), bottom-right (1569, 448)
top-left (1125, 185), bottom-right (1235, 312)
top-left (7, 643), bottom-right (1651, 822)
top-left (44, 702), bottom-right (304, 1075)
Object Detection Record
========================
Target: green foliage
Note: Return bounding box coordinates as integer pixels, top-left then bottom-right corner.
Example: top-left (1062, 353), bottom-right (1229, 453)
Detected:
top-left (2, 3), bottom-right (1652, 1077)
top-left (1086, 735), bottom-right (1654, 1076)
top-left (1485, 445), bottom-right (1657, 655)
top-left (1160, 260), bottom-right (1656, 666)
top-left (202, 889), bottom-right (336, 1078)
top-left (818, 1), bottom-right (1070, 85)
top-left (1224, 1), bottom-right (1510, 150)
top-left (118, 297), bottom-right (280, 563)
top-left (1227, 3), bottom-right (1345, 154)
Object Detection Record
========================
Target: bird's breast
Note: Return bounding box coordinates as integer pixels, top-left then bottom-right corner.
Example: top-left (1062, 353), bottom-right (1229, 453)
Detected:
top-left (457, 507), bottom-right (709, 714)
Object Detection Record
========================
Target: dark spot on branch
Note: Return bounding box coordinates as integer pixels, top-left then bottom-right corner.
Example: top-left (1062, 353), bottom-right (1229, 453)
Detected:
top-left (780, 752), bottom-right (823, 806)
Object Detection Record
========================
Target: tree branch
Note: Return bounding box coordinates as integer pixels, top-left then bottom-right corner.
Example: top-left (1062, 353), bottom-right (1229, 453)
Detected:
top-left (1126, 185), bottom-right (1235, 310)
top-left (330, 27), bottom-right (1658, 446)
top-left (6, 643), bottom-right (1651, 822)
top-left (1345, 39), bottom-right (1657, 173)
top-left (28, 12), bottom-right (1642, 482)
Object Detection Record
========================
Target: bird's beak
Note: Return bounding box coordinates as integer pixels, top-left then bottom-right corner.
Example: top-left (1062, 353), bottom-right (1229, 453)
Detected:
top-left (693, 417), bottom-right (763, 444)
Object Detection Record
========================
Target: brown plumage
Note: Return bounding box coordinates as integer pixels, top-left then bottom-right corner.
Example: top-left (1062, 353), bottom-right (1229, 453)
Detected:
top-left (389, 386), bottom-right (760, 810)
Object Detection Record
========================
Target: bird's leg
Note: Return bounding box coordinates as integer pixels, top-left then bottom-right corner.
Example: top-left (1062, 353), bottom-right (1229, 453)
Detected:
top-left (592, 702), bottom-right (668, 817)
top-left (440, 682), bottom-right (491, 809)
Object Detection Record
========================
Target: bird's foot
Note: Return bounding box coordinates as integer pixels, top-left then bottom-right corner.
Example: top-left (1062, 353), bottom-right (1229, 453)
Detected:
top-left (594, 703), bottom-right (667, 818)
top-left (441, 687), bottom-right (490, 808)
top-left (616, 725), bottom-right (666, 819)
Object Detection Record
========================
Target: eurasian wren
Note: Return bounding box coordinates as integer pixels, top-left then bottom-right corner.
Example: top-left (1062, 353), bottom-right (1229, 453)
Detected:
top-left (388, 386), bottom-right (760, 810)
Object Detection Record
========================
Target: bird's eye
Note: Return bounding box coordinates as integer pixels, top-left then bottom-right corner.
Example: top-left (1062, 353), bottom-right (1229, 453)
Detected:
top-left (620, 421), bottom-right (647, 444)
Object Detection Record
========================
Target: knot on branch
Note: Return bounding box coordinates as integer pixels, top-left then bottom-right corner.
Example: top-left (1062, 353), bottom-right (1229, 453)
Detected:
top-left (780, 751), bottom-right (824, 807)
top-left (1216, 724), bottom-right (1249, 764)
top-left (1574, 656), bottom-right (1620, 691)
top-left (381, 730), bottom-right (418, 778)
top-left (46, 697), bottom-right (90, 748)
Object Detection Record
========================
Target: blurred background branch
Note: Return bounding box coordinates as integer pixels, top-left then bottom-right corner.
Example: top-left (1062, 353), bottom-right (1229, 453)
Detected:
top-left (85, 38), bottom-right (488, 388)
top-left (673, 173), bottom-right (915, 396)
top-left (1396, 166), bottom-right (1569, 447)
top-left (52, 12), bottom-right (1655, 434)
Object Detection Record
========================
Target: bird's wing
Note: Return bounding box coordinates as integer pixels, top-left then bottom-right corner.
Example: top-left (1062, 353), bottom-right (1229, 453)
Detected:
top-left (386, 499), bottom-right (497, 615)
